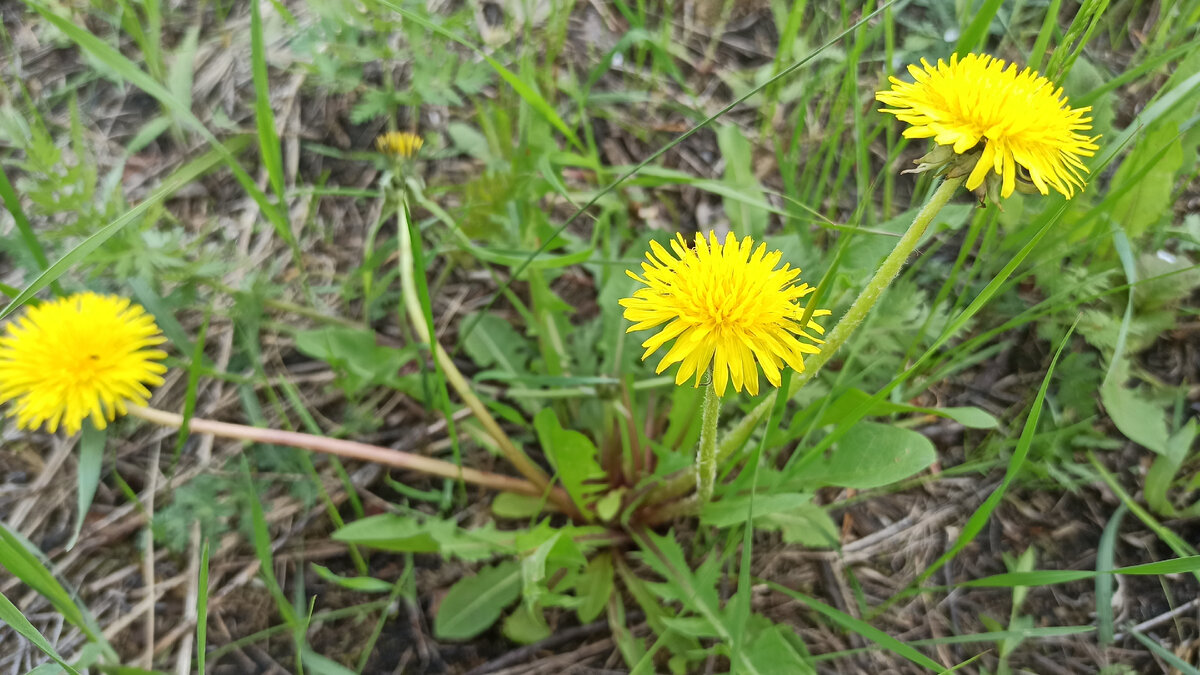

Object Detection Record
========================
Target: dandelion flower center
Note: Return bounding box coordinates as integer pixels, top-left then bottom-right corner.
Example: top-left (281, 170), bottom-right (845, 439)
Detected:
top-left (376, 131), bottom-right (424, 158)
top-left (877, 53), bottom-right (1100, 199)
top-left (0, 293), bottom-right (168, 435)
top-left (620, 231), bottom-right (829, 397)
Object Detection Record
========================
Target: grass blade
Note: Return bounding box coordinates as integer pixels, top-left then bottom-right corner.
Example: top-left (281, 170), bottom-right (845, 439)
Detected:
top-left (0, 523), bottom-right (111, 655)
top-left (0, 589), bottom-right (80, 674)
top-left (766, 580), bottom-right (944, 672)
top-left (955, 555), bottom-right (1200, 588)
top-left (452, 0), bottom-right (903, 350)
top-left (0, 165), bottom-right (56, 289)
top-left (197, 539), bottom-right (210, 674)
top-left (25, 1), bottom-right (295, 251)
top-left (1128, 629), bottom-right (1200, 675)
top-left (1096, 504), bottom-right (1128, 645)
top-left (0, 138), bottom-right (240, 321)
top-left (66, 423), bottom-right (106, 551)
top-left (174, 308), bottom-right (211, 467)
top-left (729, 378), bottom-right (790, 665)
top-left (1027, 0), bottom-right (1063, 71)
top-left (250, 0), bottom-right (287, 202)
top-left (378, 0), bottom-right (583, 151)
top-left (1088, 453), bottom-right (1199, 572)
top-left (916, 320), bottom-right (1077, 584)
top-left (954, 0), bottom-right (1005, 56)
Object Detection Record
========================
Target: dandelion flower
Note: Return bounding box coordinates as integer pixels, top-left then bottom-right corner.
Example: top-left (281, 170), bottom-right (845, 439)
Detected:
top-left (877, 53), bottom-right (1099, 199)
top-left (376, 131), bottom-right (424, 158)
top-left (620, 231), bottom-right (829, 397)
top-left (0, 293), bottom-right (168, 435)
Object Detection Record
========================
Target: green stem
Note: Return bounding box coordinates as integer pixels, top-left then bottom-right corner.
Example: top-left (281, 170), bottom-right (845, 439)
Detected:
top-left (395, 198), bottom-right (579, 518)
top-left (0, 166), bottom-right (60, 296)
top-left (647, 176), bottom-right (964, 507)
top-left (695, 382), bottom-right (720, 506)
top-left (724, 176), bottom-right (963, 453)
top-left (796, 175), bottom-right (965, 387)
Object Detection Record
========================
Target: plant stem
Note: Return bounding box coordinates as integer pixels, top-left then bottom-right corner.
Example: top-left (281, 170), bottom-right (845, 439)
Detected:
top-left (127, 405), bottom-right (564, 503)
top-left (642, 494), bottom-right (703, 526)
top-left (722, 175), bottom-right (965, 454)
top-left (394, 193), bottom-right (575, 517)
top-left (644, 176), bottom-right (964, 509)
top-left (695, 382), bottom-right (720, 506)
top-left (798, 176), bottom-right (965, 386)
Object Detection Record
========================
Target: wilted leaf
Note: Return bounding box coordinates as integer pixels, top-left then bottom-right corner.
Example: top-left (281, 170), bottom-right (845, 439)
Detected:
top-left (701, 493), bottom-right (813, 528)
top-left (702, 493), bottom-right (839, 549)
top-left (331, 514), bottom-right (441, 553)
top-left (446, 121), bottom-right (493, 163)
top-left (816, 387), bottom-right (998, 429)
top-left (595, 489), bottom-right (623, 522)
top-left (521, 531), bottom-right (585, 608)
top-left (301, 646), bottom-right (358, 675)
top-left (1111, 123), bottom-right (1185, 238)
top-left (717, 124), bottom-right (768, 238)
top-left (740, 619), bottom-right (814, 674)
top-left (1101, 379), bottom-right (1170, 455)
top-left (332, 514), bottom-right (509, 561)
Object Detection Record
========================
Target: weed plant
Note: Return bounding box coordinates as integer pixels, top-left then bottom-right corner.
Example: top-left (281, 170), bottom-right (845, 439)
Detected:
top-left (1, 0), bottom-right (1200, 673)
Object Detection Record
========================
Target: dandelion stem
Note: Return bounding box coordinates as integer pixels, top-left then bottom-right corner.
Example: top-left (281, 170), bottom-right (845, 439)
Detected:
top-left (126, 405), bottom-right (564, 502)
top-left (722, 176), bottom-right (965, 455)
top-left (695, 382), bottom-right (720, 506)
top-left (796, 176), bottom-right (965, 387)
top-left (396, 195), bottom-right (567, 514)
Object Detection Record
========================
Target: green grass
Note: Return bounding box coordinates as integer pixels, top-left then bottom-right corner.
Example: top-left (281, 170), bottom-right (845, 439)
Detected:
top-left (1, 0), bottom-right (1200, 672)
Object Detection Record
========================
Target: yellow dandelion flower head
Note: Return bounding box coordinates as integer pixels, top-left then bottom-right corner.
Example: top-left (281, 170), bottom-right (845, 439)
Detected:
top-left (0, 293), bottom-right (168, 435)
top-left (876, 53), bottom-right (1100, 199)
top-left (376, 131), bottom-right (424, 158)
top-left (619, 231), bottom-right (830, 397)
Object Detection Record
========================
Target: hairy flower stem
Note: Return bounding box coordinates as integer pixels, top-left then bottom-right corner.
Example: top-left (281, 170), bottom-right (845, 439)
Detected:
top-left (395, 196), bottom-right (573, 515)
top-left (644, 176), bottom-right (965, 509)
top-left (806, 177), bottom-right (966, 380)
top-left (724, 176), bottom-right (965, 449)
top-left (127, 405), bottom-right (564, 501)
top-left (695, 382), bottom-right (720, 506)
